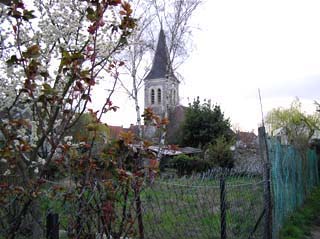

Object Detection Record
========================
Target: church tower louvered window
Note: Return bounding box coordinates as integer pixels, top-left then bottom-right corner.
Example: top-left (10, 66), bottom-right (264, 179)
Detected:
top-left (157, 89), bottom-right (161, 104)
top-left (151, 89), bottom-right (155, 104)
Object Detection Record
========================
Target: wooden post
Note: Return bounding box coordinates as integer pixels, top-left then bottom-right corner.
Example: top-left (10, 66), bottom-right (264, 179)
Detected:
top-left (220, 174), bottom-right (227, 239)
top-left (46, 213), bottom-right (59, 239)
top-left (258, 126), bottom-right (272, 239)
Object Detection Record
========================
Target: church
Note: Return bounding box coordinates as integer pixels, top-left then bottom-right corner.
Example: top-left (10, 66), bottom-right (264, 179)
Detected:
top-left (144, 28), bottom-right (180, 118)
top-left (109, 29), bottom-right (186, 144)
top-left (143, 29), bottom-right (186, 144)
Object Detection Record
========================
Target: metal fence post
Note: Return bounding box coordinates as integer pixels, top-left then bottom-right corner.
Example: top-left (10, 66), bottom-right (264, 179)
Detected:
top-left (258, 126), bottom-right (272, 239)
top-left (46, 213), bottom-right (59, 239)
top-left (220, 173), bottom-right (227, 239)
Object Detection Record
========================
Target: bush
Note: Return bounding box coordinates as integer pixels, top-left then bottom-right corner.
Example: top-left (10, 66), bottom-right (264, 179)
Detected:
top-left (205, 136), bottom-right (234, 168)
top-left (180, 97), bottom-right (231, 148)
top-left (171, 154), bottom-right (212, 176)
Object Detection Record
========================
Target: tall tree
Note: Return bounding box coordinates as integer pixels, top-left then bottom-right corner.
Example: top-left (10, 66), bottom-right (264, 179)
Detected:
top-left (181, 97), bottom-right (231, 148)
top-left (116, 0), bottom-right (201, 138)
top-left (153, 0), bottom-right (201, 70)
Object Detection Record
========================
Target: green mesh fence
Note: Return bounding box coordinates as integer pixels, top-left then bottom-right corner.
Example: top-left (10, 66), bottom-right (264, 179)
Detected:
top-left (268, 139), bottom-right (319, 238)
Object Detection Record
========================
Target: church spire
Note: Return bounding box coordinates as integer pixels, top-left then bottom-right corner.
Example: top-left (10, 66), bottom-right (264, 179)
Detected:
top-left (145, 28), bottom-right (175, 80)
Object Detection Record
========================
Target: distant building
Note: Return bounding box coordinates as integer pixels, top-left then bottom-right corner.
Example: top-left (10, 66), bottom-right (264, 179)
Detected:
top-left (233, 131), bottom-right (262, 174)
top-left (108, 125), bottom-right (126, 140)
top-left (144, 28), bottom-right (180, 118)
top-left (236, 131), bottom-right (258, 148)
top-left (143, 29), bottom-right (185, 143)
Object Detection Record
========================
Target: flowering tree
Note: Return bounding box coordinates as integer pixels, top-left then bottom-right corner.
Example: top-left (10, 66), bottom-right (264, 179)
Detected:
top-left (0, 0), bottom-right (159, 238)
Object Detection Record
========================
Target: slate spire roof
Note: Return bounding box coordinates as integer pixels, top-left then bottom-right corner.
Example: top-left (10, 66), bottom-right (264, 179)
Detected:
top-left (145, 28), bottom-right (176, 80)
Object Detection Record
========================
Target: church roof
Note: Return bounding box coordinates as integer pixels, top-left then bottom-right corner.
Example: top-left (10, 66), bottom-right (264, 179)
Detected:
top-left (145, 29), bottom-right (177, 81)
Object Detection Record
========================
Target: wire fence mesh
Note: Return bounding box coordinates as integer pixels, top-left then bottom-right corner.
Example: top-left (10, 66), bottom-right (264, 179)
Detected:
top-left (1, 136), bottom-right (319, 239)
top-left (0, 168), bottom-right (266, 239)
top-left (140, 168), bottom-right (265, 239)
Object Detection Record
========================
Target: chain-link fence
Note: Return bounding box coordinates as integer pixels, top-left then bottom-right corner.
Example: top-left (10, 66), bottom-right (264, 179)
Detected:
top-left (1, 129), bottom-right (319, 239)
top-left (141, 169), bottom-right (265, 239)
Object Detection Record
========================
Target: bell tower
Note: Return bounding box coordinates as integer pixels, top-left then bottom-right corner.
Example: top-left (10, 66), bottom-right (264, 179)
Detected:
top-left (144, 29), bottom-right (180, 118)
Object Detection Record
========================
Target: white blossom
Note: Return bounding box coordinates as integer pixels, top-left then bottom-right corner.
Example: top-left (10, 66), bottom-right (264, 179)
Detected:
top-left (38, 157), bottom-right (46, 165)
top-left (30, 121), bottom-right (39, 144)
top-left (34, 167), bottom-right (39, 174)
top-left (3, 169), bottom-right (11, 176)
top-left (13, 140), bottom-right (20, 147)
top-left (64, 136), bottom-right (73, 142)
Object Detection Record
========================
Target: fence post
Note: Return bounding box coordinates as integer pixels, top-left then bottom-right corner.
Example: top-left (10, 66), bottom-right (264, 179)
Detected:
top-left (258, 126), bottom-right (272, 239)
top-left (46, 213), bottom-right (59, 239)
top-left (220, 173), bottom-right (227, 239)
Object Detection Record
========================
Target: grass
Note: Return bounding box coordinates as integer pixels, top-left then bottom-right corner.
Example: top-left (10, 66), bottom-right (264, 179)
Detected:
top-left (1, 175), bottom-right (264, 239)
top-left (140, 175), bottom-right (264, 239)
top-left (279, 186), bottom-right (320, 239)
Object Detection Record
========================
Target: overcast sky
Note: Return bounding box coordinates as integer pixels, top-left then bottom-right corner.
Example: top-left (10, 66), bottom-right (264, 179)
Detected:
top-left (92, 0), bottom-right (320, 132)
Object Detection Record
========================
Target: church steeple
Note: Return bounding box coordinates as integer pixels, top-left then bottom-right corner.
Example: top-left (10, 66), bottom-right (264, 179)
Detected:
top-left (145, 28), bottom-right (175, 80)
top-left (144, 29), bottom-right (180, 118)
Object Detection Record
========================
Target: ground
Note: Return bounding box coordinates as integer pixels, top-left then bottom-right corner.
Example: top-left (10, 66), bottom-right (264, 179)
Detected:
top-left (310, 218), bottom-right (320, 239)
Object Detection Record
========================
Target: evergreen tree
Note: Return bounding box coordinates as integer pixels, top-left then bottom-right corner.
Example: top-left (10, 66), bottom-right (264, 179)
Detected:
top-left (181, 97), bottom-right (232, 148)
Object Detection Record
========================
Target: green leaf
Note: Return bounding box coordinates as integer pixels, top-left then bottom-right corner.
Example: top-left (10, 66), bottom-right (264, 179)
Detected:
top-left (86, 123), bottom-right (99, 132)
top-left (43, 83), bottom-right (51, 91)
top-left (80, 70), bottom-right (90, 77)
top-left (40, 71), bottom-right (49, 78)
top-left (71, 52), bottom-right (84, 62)
top-left (38, 94), bottom-right (46, 103)
top-left (60, 49), bottom-right (71, 66)
top-left (22, 45), bottom-right (40, 58)
top-left (42, 83), bottom-right (56, 95)
top-left (86, 7), bottom-right (97, 21)
top-left (11, 10), bottom-right (22, 19)
top-left (22, 10), bottom-right (36, 21)
top-left (6, 55), bottom-right (18, 66)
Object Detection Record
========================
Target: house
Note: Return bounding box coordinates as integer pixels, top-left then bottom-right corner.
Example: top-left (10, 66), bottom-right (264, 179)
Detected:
top-left (233, 131), bottom-right (262, 174)
top-left (236, 131), bottom-right (258, 148)
top-left (272, 127), bottom-right (320, 145)
top-left (108, 125), bottom-right (127, 140)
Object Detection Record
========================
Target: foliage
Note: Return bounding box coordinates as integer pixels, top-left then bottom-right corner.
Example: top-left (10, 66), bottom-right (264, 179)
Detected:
top-left (180, 97), bottom-right (231, 148)
top-left (0, 0), bottom-right (161, 238)
top-left (171, 154), bottom-right (211, 176)
top-left (205, 135), bottom-right (234, 168)
top-left (265, 98), bottom-right (320, 149)
top-left (69, 113), bottom-right (109, 140)
top-left (279, 187), bottom-right (320, 239)
top-left (67, 112), bottom-right (110, 155)
top-left (315, 100), bottom-right (320, 113)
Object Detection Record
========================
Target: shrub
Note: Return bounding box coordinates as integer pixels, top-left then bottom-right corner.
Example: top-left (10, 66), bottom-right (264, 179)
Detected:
top-left (171, 154), bottom-right (211, 176)
top-left (205, 136), bottom-right (234, 169)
